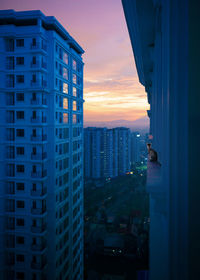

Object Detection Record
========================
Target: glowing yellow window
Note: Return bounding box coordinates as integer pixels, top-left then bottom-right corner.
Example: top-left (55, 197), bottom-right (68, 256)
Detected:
top-left (73, 101), bottom-right (77, 111)
top-left (63, 113), bottom-right (68, 123)
top-left (63, 98), bottom-right (68, 109)
top-left (73, 87), bottom-right (77, 97)
top-left (63, 83), bottom-right (68, 94)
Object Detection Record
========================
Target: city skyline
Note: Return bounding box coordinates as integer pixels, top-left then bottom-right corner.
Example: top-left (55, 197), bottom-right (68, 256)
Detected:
top-left (0, 0), bottom-right (149, 124)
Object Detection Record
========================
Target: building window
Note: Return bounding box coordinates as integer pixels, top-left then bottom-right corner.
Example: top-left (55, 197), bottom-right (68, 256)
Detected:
top-left (16, 93), bottom-right (24, 101)
top-left (32, 38), bottom-right (36, 46)
top-left (16, 147), bottom-right (24, 155)
top-left (59, 64), bottom-right (62, 75)
top-left (63, 83), bottom-right (68, 94)
top-left (73, 60), bottom-right (77, 71)
top-left (59, 96), bottom-right (62, 107)
top-left (73, 114), bottom-right (77, 124)
top-left (32, 147), bottom-right (36, 155)
top-left (32, 165), bottom-right (36, 173)
top-left (32, 111), bottom-right (37, 119)
top-left (16, 218), bottom-right (24, 226)
top-left (16, 272), bottom-right (24, 280)
top-left (63, 113), bottom-right (68, 123)
top-left (32, 92), bottom-right (36, 101)
top-left (16, 39), bottom-right (24, 47)
top-left (59, 48), bottom-right (62, 59)
top-left (73, 101), bottom-right (77, 111)
top-left (16, 129), bottom-right (24, 137)
top-left (63, 128), bottom-right (69, 139)
top-left (6, 128), bottom-right (15, 141)
top-left (16, 111), bottom-right (24, 120)
top-left (16, 165), bottom-right (24, 173)
top-left (16, 254), bottom-right (25, 262)
top-left (73, 87), bottom-right (77, 97)
top-left (16, 75), bottom-right (24, 83)
top-left (5, 38), bottom-right (14, 51)
top-left (16, 236), bottom-right (24, 244)
top-left (59, 80), bottom-right (62, 92)
top-left (16, 57), bottom-right (24, 65)
top-left (73, 74), bottom-right (77, 84)
top-left (6, 92), bottom-right (15, 105)
top-left (32, 74), bottom-right (36, 83)
top-left (59, 112), bottom-right (62, 123)
top-left (32, 183), bottom-right (36, 191)
top-left (77, 63), bottom-right (82, 73)
top-left (6, 56), bottom-right (14, 69)
top-left (32, 129), bottom-right (36, 137)
top-left (63, 51), bottom-right (68, 64)
top-left (6, 74), bottom-right (14, 87)
top-left (16, 183), bottom-right (24, 191)
top-left (32, 56), bottom-right (36, 65)
top-left (63, 98), bottom-right (68, 109)
top-left (63, 67), bottom-right (68, 80)
top-left (16, 200), bottom-right (25, 208)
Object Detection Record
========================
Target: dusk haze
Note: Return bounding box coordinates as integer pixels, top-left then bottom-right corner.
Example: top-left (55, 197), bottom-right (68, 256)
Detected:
top-left (0, 0), bottom-right (149, 125)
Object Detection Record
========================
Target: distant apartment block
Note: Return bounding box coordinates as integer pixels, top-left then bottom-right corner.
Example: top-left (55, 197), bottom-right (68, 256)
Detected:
top-left (84, 127), bottom-right (131, 179)
top-left (0, 10), bottom-right (84, 280)
top-left (130, 132), bottom-right (142, 165)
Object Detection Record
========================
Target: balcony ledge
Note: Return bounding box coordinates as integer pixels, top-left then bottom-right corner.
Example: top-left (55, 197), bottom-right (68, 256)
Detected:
top-left (146, 160), bottom-right (162, 193)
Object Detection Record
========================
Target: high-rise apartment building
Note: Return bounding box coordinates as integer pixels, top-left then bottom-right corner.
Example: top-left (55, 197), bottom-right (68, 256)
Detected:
top-left (122, 0), bottom-right (200, 279)
top-left (84, 127), bottom-right (130, 179)
top-left (130, 132), bottom-right (141, 165)
top-left (114, 127), bottom-right (131, 175)
top-left (0, 10), bottom-right (84, 280)
top-left (84, 127), bottom-right (106, 178)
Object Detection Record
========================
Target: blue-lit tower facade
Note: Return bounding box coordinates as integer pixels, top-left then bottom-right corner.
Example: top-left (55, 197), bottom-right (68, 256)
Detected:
top-left (0, 10), bottom-right (84, 280)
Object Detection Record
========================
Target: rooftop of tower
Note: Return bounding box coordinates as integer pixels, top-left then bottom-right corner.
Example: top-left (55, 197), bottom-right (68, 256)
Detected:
top-left (0, 9), bottom-right (84, 55)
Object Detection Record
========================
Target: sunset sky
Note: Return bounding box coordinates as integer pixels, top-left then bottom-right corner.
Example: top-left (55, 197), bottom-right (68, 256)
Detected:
top-left (0, 0), bottom-right (149, 123)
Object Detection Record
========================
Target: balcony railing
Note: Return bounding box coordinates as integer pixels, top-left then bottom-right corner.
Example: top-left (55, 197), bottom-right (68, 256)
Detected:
top-left (6, 81), bottom-right (14, 88)
top-left (30, 43), bottom-right (39, 49)
top-left (31, 99), bottom-right (40, 105)
top-left (6, 118), bottom-right (15, 123)
top-left (31, 152), bottom-right (47, 160)
top-left (31, 187), bottom-right (47, 196)
top-left (42, 117), bottom-right (47, 123)
top-left (31, 62), bottom-right (39, 68)
top-left (6, 224), bottom-right (15, 230)
top-left (6, 63), bottom-right (14, 70)
top-left (31, 117), bottom-right (40, 123)
top-left (31, 260), bottom-right (47, 270)
top-left (31, 224), bottom-right (46, 233)
top-left (42, 62), bottom-right (47, 69)
top-left (5, 207), bottom-right (15, 213)
top-left (6, 188), bottom-right (15, 195)
top-left (41, 43), bottom-right (47, 51)
top-left (31, 206), bottom-right (47, 215)
top-left (31, 242), bottom-right (46, 252)
top-left (31, 135), bottom-right (47, 142)
top-left (42, 80), bottom-right (47, 87)
top-left (31, 170), bottom-right (47, 178)
top-left (42, 99), bottom-right (47, 105)
top-left (31, 81), bottom-right (40, 87)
